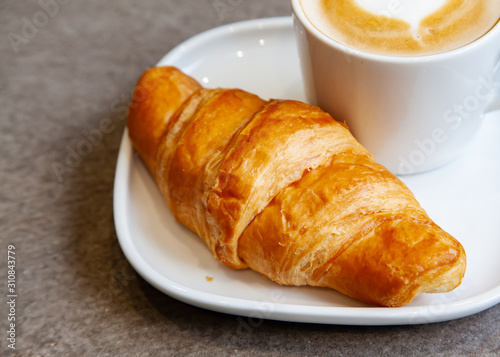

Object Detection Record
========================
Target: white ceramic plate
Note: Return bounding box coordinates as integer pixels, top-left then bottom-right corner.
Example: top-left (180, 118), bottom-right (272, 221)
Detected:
top-left (113, 17), bottom-right (500, 325)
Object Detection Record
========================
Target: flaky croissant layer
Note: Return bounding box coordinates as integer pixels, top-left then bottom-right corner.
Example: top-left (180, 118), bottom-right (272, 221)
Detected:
top-left (127, 66), bottom-right (466, 307)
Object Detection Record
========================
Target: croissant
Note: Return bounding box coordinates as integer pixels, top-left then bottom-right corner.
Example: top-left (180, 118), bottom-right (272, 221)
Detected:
top-left (127, 66), bottom-right (466, 307)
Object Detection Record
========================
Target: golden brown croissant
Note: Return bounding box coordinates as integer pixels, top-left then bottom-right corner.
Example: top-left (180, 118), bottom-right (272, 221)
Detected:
top-left (127, 66), bottom-right (466, 307)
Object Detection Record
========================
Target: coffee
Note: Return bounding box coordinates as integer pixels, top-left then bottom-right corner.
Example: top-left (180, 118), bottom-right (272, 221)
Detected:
top-left (299, 0), bottom-right (500, 56)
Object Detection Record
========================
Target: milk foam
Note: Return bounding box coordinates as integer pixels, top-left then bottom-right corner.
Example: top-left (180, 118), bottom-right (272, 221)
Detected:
top-left (300, 0), bottom-right (500, 56)
top-left (355, 0), bottom-right (447, 34)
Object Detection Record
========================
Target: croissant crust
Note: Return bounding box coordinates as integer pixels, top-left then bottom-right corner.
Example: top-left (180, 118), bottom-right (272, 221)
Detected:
top-left (127, 66), bottom-right (466, 307)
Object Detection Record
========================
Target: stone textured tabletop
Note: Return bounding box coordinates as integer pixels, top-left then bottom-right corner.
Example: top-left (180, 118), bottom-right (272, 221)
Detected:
top-left (1, 0), bottom-right (499, 356)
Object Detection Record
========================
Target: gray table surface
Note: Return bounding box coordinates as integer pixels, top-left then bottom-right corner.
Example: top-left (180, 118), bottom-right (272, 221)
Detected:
top-left (1, 0), bottom-right (499, 356)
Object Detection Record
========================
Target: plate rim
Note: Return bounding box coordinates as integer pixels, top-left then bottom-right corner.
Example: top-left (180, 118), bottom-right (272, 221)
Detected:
top-left (156, 16), bottom-right (294, 68)
top-left (113, 16), bottom-right (500, 325)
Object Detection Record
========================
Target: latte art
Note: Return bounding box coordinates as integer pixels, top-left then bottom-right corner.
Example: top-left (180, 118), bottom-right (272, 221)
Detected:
top-left (300, 0), bottom-right (500, 56)
top-left (355, 0), bottom-right (447, 34)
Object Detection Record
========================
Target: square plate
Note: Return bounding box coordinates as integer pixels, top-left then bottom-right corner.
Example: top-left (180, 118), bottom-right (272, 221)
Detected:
top-left (113, 17), bottom-right (500, 325)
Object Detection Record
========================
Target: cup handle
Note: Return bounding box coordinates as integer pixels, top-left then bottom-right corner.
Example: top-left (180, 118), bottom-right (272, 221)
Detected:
top-left (485, 58), bottom-right (500, 113)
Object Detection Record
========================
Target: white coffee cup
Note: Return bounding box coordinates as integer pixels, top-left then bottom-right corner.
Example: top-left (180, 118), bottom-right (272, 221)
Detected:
top-left (291, 0), bottom-right (500, 175)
